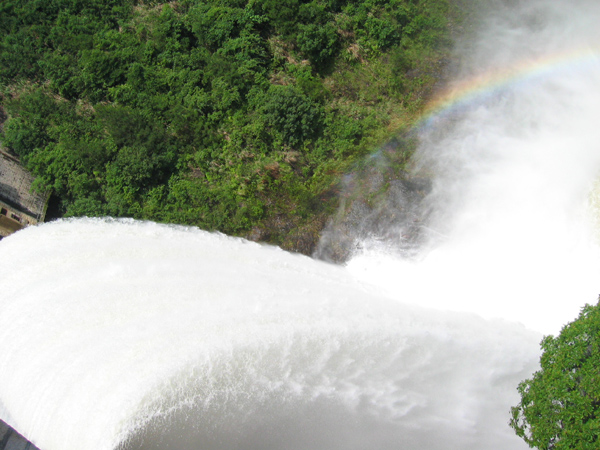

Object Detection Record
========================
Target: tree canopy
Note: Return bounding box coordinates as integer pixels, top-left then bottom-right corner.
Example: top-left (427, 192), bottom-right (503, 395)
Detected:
top-left (510, 300), bottom-right (600, 449)
top-left (0, 0), bottom-right (456, 253)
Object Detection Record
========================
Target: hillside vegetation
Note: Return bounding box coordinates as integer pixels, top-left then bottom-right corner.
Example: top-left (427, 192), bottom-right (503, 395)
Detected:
top-left (0, 0), bottom-right (457, 253)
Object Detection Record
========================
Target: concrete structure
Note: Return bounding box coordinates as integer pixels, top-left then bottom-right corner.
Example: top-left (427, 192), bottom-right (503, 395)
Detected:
top-left (0, 420), bottom-right (39, 450)
top-left (0, 149), bottom-right (48, 238)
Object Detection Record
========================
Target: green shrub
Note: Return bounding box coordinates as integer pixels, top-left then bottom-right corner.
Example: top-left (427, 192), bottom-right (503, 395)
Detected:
top-left (261, 84), bottom-right (324, 147)
top-left (297, 22), bottom-right (339, 70)
top-left (511, 300), bottom-right (600, 450)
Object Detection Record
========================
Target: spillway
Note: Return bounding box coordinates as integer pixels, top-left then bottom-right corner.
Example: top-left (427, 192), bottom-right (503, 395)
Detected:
top-left (0, 218), bottom-right (541, 450)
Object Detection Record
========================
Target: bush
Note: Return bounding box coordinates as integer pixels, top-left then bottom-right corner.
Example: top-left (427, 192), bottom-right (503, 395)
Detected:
top-left (510, 300), bottom-right (600, 450)
top-left (261, 84), bottom-right (323, 147)
top-left (296, 22), bottom-right (339, 70)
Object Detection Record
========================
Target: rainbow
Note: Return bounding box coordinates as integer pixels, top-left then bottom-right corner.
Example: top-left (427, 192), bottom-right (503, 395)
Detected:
top-left (418, 45), bottom-right (600, 127)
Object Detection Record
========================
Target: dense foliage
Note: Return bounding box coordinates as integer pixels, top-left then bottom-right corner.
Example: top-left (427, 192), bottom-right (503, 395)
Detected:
top-left (510, 300), bottom-right (600, 449)
top-left (0, 0), bottom-right (455, 252)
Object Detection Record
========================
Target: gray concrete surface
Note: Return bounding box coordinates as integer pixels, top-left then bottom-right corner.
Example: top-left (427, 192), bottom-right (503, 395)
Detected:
top-left (0, 420), bottom-right (40, 450)
top-left (0, 149), bottom-right (47, 221)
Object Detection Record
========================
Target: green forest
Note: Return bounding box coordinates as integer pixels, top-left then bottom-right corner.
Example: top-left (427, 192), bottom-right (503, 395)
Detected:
top-left (0, 0), bottom-right (458, 253)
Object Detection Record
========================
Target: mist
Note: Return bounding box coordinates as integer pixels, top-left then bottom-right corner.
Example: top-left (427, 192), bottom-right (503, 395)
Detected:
top-left (319, 0), bottom-right (600, 334)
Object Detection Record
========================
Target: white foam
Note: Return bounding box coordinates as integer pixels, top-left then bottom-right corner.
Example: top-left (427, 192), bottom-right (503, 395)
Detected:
top-left (0, 219), bottom-right (539, 450)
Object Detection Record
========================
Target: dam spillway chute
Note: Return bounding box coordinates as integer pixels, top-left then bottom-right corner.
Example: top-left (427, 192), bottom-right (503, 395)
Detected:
top-left (0, 219), bottom-right (541, 450)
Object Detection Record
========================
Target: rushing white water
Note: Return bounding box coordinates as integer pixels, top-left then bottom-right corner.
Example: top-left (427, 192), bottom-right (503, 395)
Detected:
top-left (0, 219), bottom-right (540, 450)
top-left (2, 0), bottom-right (600, 449)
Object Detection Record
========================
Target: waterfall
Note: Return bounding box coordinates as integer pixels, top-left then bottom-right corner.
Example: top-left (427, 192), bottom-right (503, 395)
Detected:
top-left (2, 0), bottom-right (600, 449)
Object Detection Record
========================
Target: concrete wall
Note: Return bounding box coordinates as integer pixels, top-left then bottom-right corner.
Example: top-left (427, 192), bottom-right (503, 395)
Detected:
top-left (0, 150), bottom-right (47, 220)
top-left (0, 149), bottom-right (48, 237)
top-left (0, 421), bottom-right (40, 450)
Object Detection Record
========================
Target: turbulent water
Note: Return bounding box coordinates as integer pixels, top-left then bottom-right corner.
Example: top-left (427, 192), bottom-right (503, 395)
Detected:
top-left (0, 219), bottom-right (540, 450)
top-left (2, 0), bottom-right (600, 450)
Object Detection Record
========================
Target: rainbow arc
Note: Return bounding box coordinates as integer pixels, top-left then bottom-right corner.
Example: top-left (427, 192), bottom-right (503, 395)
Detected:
top-left (418, 45), bottom-right (600, 127)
